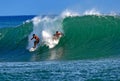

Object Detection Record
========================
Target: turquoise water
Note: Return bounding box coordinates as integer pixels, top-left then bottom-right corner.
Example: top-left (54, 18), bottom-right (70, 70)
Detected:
top-left (0, 60), bottom-right (120, 81)
top-left (0, 15), bottom-right (120, 80)
top-left (0, 15), bottom-right (120, 61)
top-left (62, 16), bottom-right (120, 60)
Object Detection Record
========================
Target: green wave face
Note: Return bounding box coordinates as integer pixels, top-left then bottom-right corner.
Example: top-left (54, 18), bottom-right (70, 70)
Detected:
top-left (0, 22), bottom-right (33, 52)
top-left (61, 16), bottom-right (120, 59)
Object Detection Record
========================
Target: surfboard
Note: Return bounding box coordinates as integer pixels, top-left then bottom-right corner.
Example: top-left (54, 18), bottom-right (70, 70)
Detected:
top-left (29, 47), bottom-right (36, 52)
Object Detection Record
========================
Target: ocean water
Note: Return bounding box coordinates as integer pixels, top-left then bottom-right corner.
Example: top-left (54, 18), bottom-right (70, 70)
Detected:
top-left (0, 11), bottom-right (120, 80)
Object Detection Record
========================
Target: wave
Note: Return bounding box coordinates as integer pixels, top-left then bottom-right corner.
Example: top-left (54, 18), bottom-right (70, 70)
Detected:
top-left (0, 22), bottom-right (33, 54)
top-left (0, 10), bottom-right (120, 61)
top-left (30, 14), bottom-right (120, 60)
top-left (61, 15), bottom-right (120, 59)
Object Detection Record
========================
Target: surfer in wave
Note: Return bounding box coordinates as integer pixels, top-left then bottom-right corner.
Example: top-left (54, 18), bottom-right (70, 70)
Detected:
top-left (53, 31), bottom-right (63, 40)
top-left (31, 34), bottom-right (40, 48)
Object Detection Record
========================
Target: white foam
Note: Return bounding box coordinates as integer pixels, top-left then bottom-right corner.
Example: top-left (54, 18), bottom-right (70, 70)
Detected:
top-left (32, 16), bottom-right (41, 26)
top-left (61, 9), bottom-right (102, 17)
top-left (61, 9), bottom-right (79, 18)
top-left (42, 31), bottom-right (59, 48)
top-left (84, 9), bottom-right (101, 16)
top-left (27, 15), bottom-right (63, 50)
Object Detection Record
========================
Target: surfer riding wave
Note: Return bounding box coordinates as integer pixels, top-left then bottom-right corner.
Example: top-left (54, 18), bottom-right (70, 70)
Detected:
top-left (31, 34), bottom-right (40, 48)
top-left (53, 31), bottom-right (63, 40)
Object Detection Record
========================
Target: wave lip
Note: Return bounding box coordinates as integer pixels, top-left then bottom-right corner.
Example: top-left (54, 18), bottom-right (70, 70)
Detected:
top-left (1, 11), bottom-right (120, 61)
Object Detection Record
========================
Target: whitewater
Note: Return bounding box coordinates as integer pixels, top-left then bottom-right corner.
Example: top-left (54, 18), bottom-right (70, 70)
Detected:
top-left (0, 10), bottom-right (120, 80)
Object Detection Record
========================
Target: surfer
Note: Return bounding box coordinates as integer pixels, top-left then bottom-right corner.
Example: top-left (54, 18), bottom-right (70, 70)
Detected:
top-left (53, 34), bottom-right (58, 40)
top-left (53, 31), bottom-right (63, 40)
top-left (31, 34), bottom-right (40, 48)
top-left (55, 31), bottom-right (63, 38)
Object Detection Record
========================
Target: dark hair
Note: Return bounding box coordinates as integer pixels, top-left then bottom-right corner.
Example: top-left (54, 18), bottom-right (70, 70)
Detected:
top-left (56, 31), bottom-right (58, 33)
top-left (33, 34), bottom-right (35, 36)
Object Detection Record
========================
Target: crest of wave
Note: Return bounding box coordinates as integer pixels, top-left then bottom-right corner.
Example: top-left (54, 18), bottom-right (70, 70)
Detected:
top-left (84, 9), bottom-right (101, 16)
top-left (61, 9), bottom-right (80, 18)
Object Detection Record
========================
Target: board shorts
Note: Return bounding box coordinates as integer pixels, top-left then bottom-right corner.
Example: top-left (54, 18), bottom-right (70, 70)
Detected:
top-left (34, 40), bottom-right (39, 44)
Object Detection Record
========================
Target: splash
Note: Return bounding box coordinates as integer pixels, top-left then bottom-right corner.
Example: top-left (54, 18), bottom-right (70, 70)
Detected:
top-left (42, 31), bottom-right (59, 48)
top-left (61, 9), bottom-right (80, 18)
top-left (27, 15), bottom-right (63, 49)
top-left (84, 9), bottom-right (101, 15)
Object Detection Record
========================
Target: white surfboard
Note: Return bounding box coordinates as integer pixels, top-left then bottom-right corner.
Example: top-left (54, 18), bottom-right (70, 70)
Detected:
top-left (29, 47), bottom-right (36, 52)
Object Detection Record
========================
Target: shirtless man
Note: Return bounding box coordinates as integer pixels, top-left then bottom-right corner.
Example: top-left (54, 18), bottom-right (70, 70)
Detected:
top-left (53, 34), bottom-right (58, 40)
top-left (53, 31), bottom-right (63, 40)
top-left (31, 34), bottom-right (40, 48)
top-left (55, 31), bottom-right (63, 38)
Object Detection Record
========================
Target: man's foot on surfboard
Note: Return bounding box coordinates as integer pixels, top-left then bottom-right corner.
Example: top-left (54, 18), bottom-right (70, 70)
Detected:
top-left (29, 47), bottom-right (36, 52)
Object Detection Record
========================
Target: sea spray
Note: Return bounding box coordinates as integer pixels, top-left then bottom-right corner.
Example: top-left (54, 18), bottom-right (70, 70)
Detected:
top-left (27, 16), bottom-right (63, 49)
